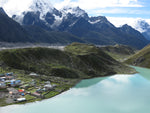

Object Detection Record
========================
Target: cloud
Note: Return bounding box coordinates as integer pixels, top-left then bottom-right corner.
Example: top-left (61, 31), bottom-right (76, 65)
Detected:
top-left (53, 0), bottom-right (143, 10)
top-left (0, 0), bottom-right (33, 16)
top-left (107, 17), bottom-right (139, 27)
top-left (89, 8), bottom-right (130, 16)
top-left (88, 8), bottom-right (150, 16)
top-left (52, 0), bottom-right (144, 17)
top-left (0, 0), bottom-right (145, 18)
top-left (107, 17), bottom-right (150, 28)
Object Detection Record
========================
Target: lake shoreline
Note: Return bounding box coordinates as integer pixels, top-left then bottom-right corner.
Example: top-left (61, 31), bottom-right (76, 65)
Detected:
top-left (0, 66), bottom-right (136, 107)
top-left (2, 66), bottom-right (150, 113)
top-left (0, 78), bottom-right (81, 107)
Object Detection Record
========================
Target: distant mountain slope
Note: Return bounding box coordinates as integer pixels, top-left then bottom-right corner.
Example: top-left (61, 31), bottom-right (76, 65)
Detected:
top-left (125, 44), bottom-right (150, 68)
top-left (80, 18), bottom-right (149, 49)
top-left (124, 20), bottom-right (150, 41)
top-left (0, 7), bottom-right (6, 15)
top-left (127, 19), bottom-right (150, 41)
top-left (136, 20), bottom-right (150, 41)
top-left (108, 18), bottom-right (150, 41)
top-left (118, 24), bottom-right (149, 49)
top-left (0, 8), bottom-right (33, 42)
top-left (0, 43), bottom-right (135, 78)
top-left (23, 25), bottom-right (84, 44)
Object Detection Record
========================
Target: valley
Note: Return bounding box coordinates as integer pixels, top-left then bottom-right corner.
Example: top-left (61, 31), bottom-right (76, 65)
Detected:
top-left (125, 44), bottom-right (150, 68)
top-left (0, 0), bottom-right (150, 110)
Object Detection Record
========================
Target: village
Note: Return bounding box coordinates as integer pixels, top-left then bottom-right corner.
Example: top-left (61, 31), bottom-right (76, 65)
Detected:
top-left (0, 72), bottom-right (65, 105)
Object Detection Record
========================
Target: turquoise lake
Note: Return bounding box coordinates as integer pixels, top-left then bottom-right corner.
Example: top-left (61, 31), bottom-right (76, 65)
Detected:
top-left (1, 66), bottom-right (150, 113)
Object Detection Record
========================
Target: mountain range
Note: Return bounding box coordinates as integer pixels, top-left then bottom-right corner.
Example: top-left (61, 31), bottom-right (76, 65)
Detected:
top-left (0, 0), bottom-right (150, 49)
top-left (108, 18), bottom-right (150, 41)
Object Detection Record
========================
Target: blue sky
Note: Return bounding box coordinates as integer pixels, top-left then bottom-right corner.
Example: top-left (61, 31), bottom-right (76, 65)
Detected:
top-left (50, 0), bottom-right (150, 19)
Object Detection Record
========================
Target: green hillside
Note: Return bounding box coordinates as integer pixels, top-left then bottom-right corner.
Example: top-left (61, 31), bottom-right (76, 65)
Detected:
top-left (125, 44), bottom-right (150, 68)
top-left (0, 43), bottom-right (134, 79)
top-left (100, 44), bottom-right (136, 62)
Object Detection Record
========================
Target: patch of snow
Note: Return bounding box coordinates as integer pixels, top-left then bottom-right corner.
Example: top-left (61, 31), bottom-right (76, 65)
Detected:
top-left (51, 14), bottom-right (63, 28)
top-left (61, 6), bottom-right (86, 18)
top-left (88, 19), bottom-right (101, 24)
top-left (69, 21), bottom-right (78, 27)
top-left (12, 15), bottom-right (24, 25)
top-left (29, 0), bottom-right (54, 20)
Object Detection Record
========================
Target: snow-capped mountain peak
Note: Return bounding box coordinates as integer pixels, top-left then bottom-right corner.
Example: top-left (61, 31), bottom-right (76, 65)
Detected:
top-left (88, 16), bottom-right (115, 28)
top-left (61, 6), bottom-right (88, 18)
top-left (0, 0), bottom-right (58, 26)
top-left (0, 0), bottom-right (54, 18)
top-left (132, 19), bottom-right (150, 40)
top-left (29, 0), bottom-right (54, 19)
top-left (133, 19), bottom-right (150, 33)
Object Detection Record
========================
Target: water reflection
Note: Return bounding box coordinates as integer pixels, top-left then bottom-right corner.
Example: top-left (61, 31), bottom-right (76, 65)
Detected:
top-left (132, 66), bottom-right (150, 81)
top-left (1, 67), bottom-right (150, 113)
top-left (75, 76), bottom-right (107, 88)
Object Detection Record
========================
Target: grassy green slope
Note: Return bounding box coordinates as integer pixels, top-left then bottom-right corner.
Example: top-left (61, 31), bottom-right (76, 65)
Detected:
top-left (65, 43), bottom-right (135, 75)
top-left (100, 44), bottom-right (136, 62)
top-left (125, 44), bottom-right (150, 68)
top-left (0, 43), bottom-right (134, 79)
